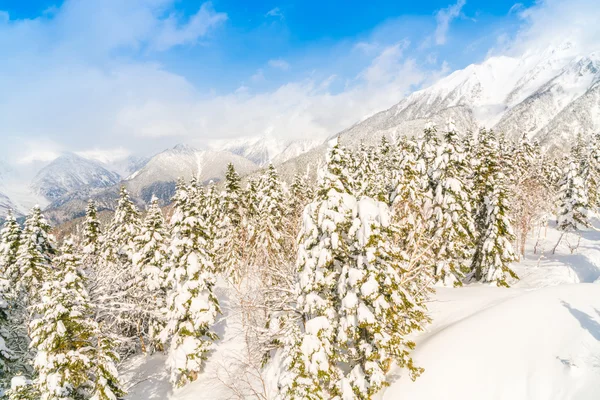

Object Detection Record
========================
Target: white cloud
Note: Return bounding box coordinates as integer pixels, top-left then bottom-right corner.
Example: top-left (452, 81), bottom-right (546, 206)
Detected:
top-left (2, 0), bottom-right (596, 171)
top-left (265, 7), bottom-right (284, 19)
top-left (16, 140), bottom-right (63, 165)
top-left (152, 3), bottom-right (227, 51)
top-left (434, 0), bottom-right (466, 45)
top-left (113, 42), bottom-right (435, 144)
top-left (75, 147), bottom-right (131, 164)
top-left (268, 59), bottom-right (290, 70)
top-left (508, 0), bottom-right (600, 56)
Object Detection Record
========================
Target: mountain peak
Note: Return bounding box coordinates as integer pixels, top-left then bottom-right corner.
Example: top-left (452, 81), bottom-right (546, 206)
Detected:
top-left (170, 143), bottom-right (196, 153)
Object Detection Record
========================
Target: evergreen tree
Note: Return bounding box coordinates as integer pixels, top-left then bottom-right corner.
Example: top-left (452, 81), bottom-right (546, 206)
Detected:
top-left (420, 123), bottom-right (441, 184)
top-left (90, 331), bottom-right (126, 400)
top-left (556, 158), bottom-right (591, 232)
top-left (289, 172), bottom-right (314, 222)
top-left (352, 142), bottom-right (384, 200)
top-left (4, 376), bottom-right (40, 399)
top-left (428, 128), bottom-right (476, 285)
top-left (29, 240), bottom-right (96, 399)
top-left (0, 277), bottom-right (16, 391)
top-left (94, 187), bottom-right (143, 353)
top-left (247, 177), bottom-right (262, 216)
top-left (472, 129), bottom-right (518, 287)
top-left (81, 200), bottom-right (102, 262)
top-left (132, 197), bottom-right (170, 351)
top-left (100, 187), bottom-right (141, 269)
top-left (0, 210), bottom-right (21, 286)
top-left (221, 163), bottom-right (243, 227)
top-left (336, 197), bottom-right (428, 399)
top-left (390, 139), bottom-right (434, 277)
top-left (200, 183), bottom-right (220, 255)
top-left (161, 182), bottom-right (220, 387)
top-left (280, 143), bottom-right (429, 399)
top-left (585, 133), bottom-right (600, 214)
top-left (15, 206), bottom-right (56, 307)
top-left (280, 144), bottom-right (352, 399)
top-left (249, 164), bottom-right (290, 267)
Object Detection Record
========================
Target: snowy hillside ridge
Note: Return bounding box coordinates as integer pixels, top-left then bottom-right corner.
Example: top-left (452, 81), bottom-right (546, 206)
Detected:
top-left (31, 153), bottom-right (121, 201)
top-left (124, 144), bottom-right (259, 202)
top-left (334, 41), bottom-right (600, 149)
top-left (210, 135), bottom-right (322, 166)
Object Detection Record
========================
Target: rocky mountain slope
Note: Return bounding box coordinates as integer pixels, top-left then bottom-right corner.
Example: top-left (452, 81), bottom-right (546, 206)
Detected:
top-left (211, 136), bottom-right (321, 166)
top-left (335, 42), bottom-right (600, 149)
top-left (31, 153), bottom-right (121, 201)
top-left (124, 144), bottom-right (259, 203)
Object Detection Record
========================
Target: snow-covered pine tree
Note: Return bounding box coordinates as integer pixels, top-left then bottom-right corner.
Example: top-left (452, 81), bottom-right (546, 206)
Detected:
top-left (280, 142), bottom-right (430, 399)
top-left (81, 200), bottom-right (102, 264)
top-left (390, 139), bottom-right (434, 280)
top-left (427, 126), bottom-right (476, 286)
top-left (100, 187), bottom-right (141, 270)
top-left (420, 123), bottom-right (441, 184)
top-left (3, 376), bottom-right (40, 399)
top-left (247, 165), bottom-right (297, 363)
top-left (279, 143), bottom-right (352, 399)
top-left (90, 330), bottom-right (126, 400)
top-left (0, 210), bottom-right (21, 287)
top-left (132, 197), bottom-right (170, 352)
top-left (585, 133), bottom-right (600, 215)
top-left (0, 277), bottom-right (16, 391)
top-left (289, 172), bottom-right (314, 222)
top-left (556, 157), bottom-right (591, 233)
top-left (249, 164), bottom-right (291, 267)
top-left (336, 196), bottom-right (429, 399)
top-left (200, 183), bottom-right (220, 254)
top-left (29, 239), bottom-right (96, 399)
top-left (471, 129), bottom-right (518, 287)
top-left (222, 163), bottom-right (243, 227)
top-left (161, 181), bottom-right (221, 387)
top-left (214, 164), bottom-right (246, 280)
top-left (352, 142), bottom-right (385, 201)
top-left (244, 178), bottom-right (261, 223)
top-left (15, 206), bottom-right (56, 307)
top-left (96, 186), bottom-right (142, 352)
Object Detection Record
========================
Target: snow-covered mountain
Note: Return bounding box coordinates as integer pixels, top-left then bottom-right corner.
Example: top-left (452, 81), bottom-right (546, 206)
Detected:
top-left (107, 155), bottom-right (150, 179)
top-left (211, 136), bottom-right (321, 166)
top-left (31, 153), bottom-right (121, 201)
top-left (0, 192), bottom-right (18, 219)
top-left (335, 42), bottom-right (600, 149)
top-left (125, 144), bottom-right (259, 203)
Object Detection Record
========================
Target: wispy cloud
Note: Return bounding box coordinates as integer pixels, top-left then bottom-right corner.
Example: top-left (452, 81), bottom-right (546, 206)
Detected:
top-left (1, 0), bottom-right (597, 167)
top-left (434, 0), bottom-right (466, 45)
top-left (265, 7), bottom-right (284, 19)
top-left (152, 3), bottom-right (227, 51)
top-left (268, 59), bottom-right (290, 70)
top-left (75, 147), bottom-right (131, 164)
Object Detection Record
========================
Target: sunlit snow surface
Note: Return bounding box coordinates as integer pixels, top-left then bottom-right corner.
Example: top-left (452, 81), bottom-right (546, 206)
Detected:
top-left (123, 221), bottom-right (600, 400)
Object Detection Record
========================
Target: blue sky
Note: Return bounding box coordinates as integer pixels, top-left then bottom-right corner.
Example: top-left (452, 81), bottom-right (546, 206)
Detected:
top-left (0, 0), bottom-right (594, 166)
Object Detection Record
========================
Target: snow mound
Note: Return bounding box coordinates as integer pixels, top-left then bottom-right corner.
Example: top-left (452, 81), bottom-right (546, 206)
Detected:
top-left (382, 284), bottom-right (600, 400)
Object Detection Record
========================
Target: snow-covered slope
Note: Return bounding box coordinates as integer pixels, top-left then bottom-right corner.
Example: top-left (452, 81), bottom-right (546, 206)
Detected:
top-left (31, 153), bottom-right (121, 201)
top-left (334, 42), bottom-right (600, 149)
top-left (124, 144), bottom-right (259, 203)
top-left (121, 220), bottom-right (600, 400)
top-left (211, 136), bottom-right (321, 166)
top-left (384, 284), bottom-right (600, 400)
top-left (0, 192), bottom-right (18, 219)
top-left (108, 155), bottom-right (150, 179)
